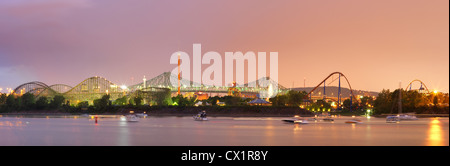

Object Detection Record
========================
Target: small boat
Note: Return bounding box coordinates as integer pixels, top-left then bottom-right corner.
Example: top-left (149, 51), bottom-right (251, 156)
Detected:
top-left (386, 116), bottom-right (400, 123)
top-left (282, 119), bottom-right (309, 124)
top-left (345, 119), bottom-right (362, 124)
top-left (282, 115), bottom-right (309, 124)
top-left (136, 113), bottom-right (148, 118)
top-left (193, 116), bottom-right (208, 121)
top-left (125, 115), bottom-right (139, 122)
top-left (397, 114), bottom-right (418, 121)
top-left (193, 111), bottom-right (208, 121)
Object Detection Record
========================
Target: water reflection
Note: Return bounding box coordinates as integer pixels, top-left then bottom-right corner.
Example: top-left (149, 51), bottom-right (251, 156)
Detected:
top-left (426, 119), bottom-right (444, 146)
top-left (1, 116), bottom-right (448, 146)
top-left (0, 120), bottom-right (25, 127)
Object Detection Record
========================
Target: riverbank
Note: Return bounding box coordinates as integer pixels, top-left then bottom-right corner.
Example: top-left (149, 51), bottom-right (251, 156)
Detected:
top-left (0, 106), bottom-right (314, 117)
top-left (374, 114), bottom-right (449, 118)
top-left (2, 106), bottom-right (447, 118)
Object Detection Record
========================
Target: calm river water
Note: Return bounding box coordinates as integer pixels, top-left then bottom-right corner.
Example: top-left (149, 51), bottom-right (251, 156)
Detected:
top-left (0, 115), bottom-right (448, 146)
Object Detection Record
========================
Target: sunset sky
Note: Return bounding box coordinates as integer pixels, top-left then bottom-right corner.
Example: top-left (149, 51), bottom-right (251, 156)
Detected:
top-left (0, 0), bottom-right (448, 93)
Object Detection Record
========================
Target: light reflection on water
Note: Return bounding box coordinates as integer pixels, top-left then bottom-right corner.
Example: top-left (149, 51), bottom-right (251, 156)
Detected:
top-left (427, 119), bottom-right (444, 146)
top-left (0, 115), bottom-right (448, 146)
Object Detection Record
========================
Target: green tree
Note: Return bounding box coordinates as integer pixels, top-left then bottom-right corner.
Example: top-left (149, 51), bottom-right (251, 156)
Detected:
top-left (35, 97), bottom-right (49, 110)
top-left (50, 95), bottom-right (65, 109)
top-left (270, 95), bottom-right (288, 106)
top-left (433, 96), bottom-right (438, 106)
top-left (373, 89), bottom-right (393, 114)
top-left (113, 96), bottom-right (128, 106)
top-left (207, 96), bottom-right (220, 106)
top-left (94, 94), bottom-right (110, 111)
top-left (20, 93), bottom-right (36, 110)
top-left (172, 95), bottom-right (193, 106)
top-left (133, 96), bottom-right (143, 106)
top-left (6, 94), bottom-right (17, 109)
top-left (0, 93), bottom-right (7, 105)
top-left (154, 89), bottom-right (171, 106)
top-left (343, 99), bottom-right (352, 111)
top-left (286, 90), bottom-right (306, 106)
top-left (222, 96), bottom-right (241, 106)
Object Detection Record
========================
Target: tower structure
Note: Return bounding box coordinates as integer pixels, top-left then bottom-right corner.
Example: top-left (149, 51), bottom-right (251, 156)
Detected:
top-left (143, 75), bottom-right (146, 89)
top-left (177, 53), bottom-right (181, 95)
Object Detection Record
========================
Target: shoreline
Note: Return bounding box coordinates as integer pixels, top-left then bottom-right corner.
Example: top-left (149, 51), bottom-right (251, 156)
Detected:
top-left (1, 112), bottom-right (448, 118)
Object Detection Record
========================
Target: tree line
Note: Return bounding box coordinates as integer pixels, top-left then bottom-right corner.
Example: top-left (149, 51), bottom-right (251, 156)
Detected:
top-left (1, 89), bottom-right (448, 115)
top-left (373, 89), bottom-right (449, 114)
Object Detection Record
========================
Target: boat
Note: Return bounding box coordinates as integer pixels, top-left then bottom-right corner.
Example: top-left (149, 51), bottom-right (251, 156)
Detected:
top-left (345, 119), bottom-right (362, 124)
top-left (397, 114), bottom-right (418, 121)
top-left (125, 115), bottom-right (139, 122)
top-left (282, 115), bottom-right (309, 124)
top-left (193, 116), bottom-right (208, 121)
top-left (282, 119), bottom-right (309, 124)
top-left (136, 113), bottom-right (148, 118)
top-left (386, 116), bottom-right (400, 123)
top-left (193, 111), bottom-right (208, 121)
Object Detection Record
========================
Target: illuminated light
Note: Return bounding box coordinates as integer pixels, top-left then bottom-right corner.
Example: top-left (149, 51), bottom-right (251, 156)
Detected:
top-left (427, 119), bottom-right (444, 146)
top-left (120, 85), bottom-right (128, 90)
top-left (433, 90), bottom-right (438, 94)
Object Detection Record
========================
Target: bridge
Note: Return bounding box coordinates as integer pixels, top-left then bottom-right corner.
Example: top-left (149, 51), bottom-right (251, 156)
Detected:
top-left (129, 72), bottom-right (289, 97)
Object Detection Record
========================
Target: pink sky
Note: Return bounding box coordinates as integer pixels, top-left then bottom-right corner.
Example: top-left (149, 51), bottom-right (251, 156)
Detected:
top-left (0, 0), bottom-right (448, 93)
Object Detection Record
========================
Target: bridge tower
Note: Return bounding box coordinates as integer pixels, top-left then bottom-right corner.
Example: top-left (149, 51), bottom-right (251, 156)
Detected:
top-left (143, 75), bottom-right (146, 89)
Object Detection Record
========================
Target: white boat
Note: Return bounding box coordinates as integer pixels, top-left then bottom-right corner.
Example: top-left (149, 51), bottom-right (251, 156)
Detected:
top-left (193, 116), bottom-right (208, 121)
top-left (386, 116), bottom-right (400, 123)
top-left (283, 119), bottom-right (309, 124)
top-left (135, 113), bottom-right (148, 118)
top-left (282, 115), bottom-right (309, 124)
top-left (397, 114), bottom-right (418, 121)
top-left (125, 115), bottom-right (139, 122)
